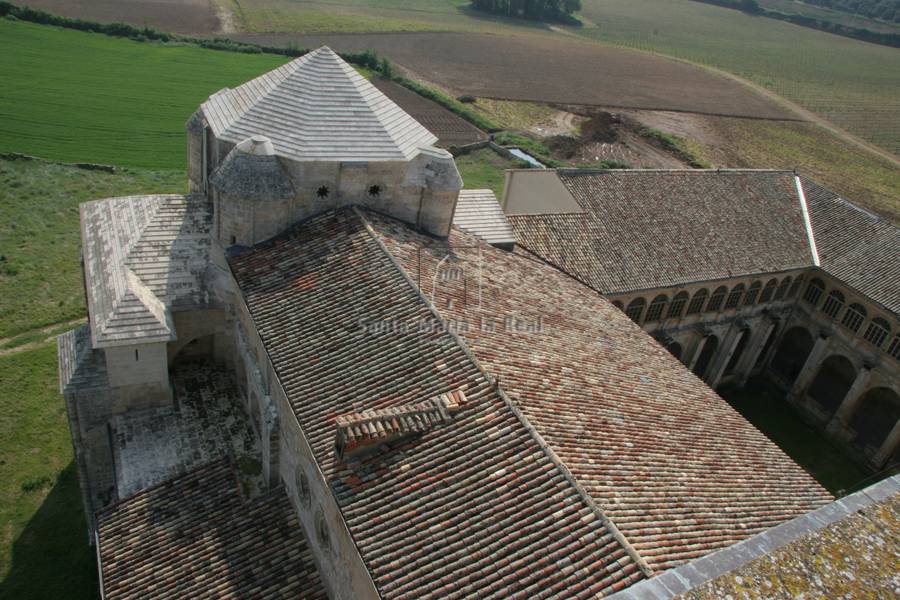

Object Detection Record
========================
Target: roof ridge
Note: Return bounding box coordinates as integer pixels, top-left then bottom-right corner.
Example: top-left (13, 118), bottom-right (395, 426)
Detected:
top-left (353, 207), bottom-right (655, 579)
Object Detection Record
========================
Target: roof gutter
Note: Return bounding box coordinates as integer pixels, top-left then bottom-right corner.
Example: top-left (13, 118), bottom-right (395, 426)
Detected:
top-left (795, 176), bottom-right (820, 267)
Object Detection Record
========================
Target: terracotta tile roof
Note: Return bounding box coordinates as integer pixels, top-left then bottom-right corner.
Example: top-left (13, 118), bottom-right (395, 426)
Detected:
top-left (803, 178), bottom-right (900, 314)
top-left (228, 209), bottom-right (647, 598)
top-left (507, 170), bottom-right (814, 293)
top-left (366, 211), bottom-right (834, 573)
top-left (96, 459), bottom-right (326, 600)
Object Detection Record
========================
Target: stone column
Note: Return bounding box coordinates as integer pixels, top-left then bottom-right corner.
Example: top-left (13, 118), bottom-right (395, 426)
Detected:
top-left (825, 366), bottom-right (874, 438)
top-left (872, 418), bottom-right (900, 468)
top-left (787, 333), bottom-right (831, 402)
top-left (734, 319), bottom-right (777, 386)
top-left (685, 331), bottom-right (710, 371)
top-left (706, 327), bottom-right (745, 389)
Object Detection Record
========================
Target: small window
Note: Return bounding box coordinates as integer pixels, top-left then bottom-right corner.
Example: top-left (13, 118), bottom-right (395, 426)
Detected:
top-left (316, 186), bottom-right (330, 199)
top-left (315, 509), bottom-right (331, 551)
top-left (295, 468), bottom-right (311, 508)
top-left (803, 278), bottom-right (825, 306)
top-left (888, 335), bottom-right (900, 360)
top-left (645, 295), bottom-right (668, 322)
top-left (821, 290), bottom-right (845, 319)
top-left (759, 279), bottom-right (778, 303)
top-left (230, 235), bottom-right (237, 246)
top-left (625, 298), bottom-right (646, 324)
top-left (686, 289), bottom-right (708, 315)
top-left (743, 281), bottom-right (762, 306)
top-left (707, 286), bottom-right (728, 312)
top-left (863, 318), bottom-right (890, 348)
top-left (368, 184), bottom-right (382, 198)
top-left (725, 284), bottom-right (745, 310)
top-left (134, 349), bottom-right (139, 361)
top-left (841, 303), bottom-right (867, 333)
top-left (774, 277), bottom-right (791, 300)
top-left (668, 291), bottom-right (689, 319)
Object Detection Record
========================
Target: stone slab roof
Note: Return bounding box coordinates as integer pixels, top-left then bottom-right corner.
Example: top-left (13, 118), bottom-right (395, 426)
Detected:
top-left (228, 209), bottom-right (647, 598)
top-left (57, 324), bottom-right (108, 394)
top-left (607, 474), bottom-right (900, 599)
top-left (96, 458), bottom-right (327, 600)
top-left (367, 212), bottom-right (833, 573)
top-left (453, 189), bottom-right (516, 248)
top-left (508, 170), bottom-right (814, 294)
top-left (803, 178), bottom-right (900, 314)
top-left (80, 195), bottom-right (211, 348)
top-left (201, 47), bottom-right (438, 162)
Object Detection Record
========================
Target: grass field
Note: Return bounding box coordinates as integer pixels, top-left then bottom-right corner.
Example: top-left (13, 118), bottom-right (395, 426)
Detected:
top-left (575, 0), bottom-right (900, 156)
top-left (0, 343), bottom-right (98, 600)
top-left (0, 159), bottom-right (185, 338)
top-left (0, 19), bottom-right (288, 169)
top-left (455, 148), bottom-right (524, 196)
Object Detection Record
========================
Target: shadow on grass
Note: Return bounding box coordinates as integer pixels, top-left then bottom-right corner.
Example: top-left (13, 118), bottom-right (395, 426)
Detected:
top-left (721, 378), bottom-right (873, 496)
top-left (0, 463), bottom-right (98, 600)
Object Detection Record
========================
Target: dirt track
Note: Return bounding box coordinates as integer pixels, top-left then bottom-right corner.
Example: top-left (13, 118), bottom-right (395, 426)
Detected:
top-left (17, 0), bottom-right (221, 34)
top-left (231, 31), bottom-right (797, 121)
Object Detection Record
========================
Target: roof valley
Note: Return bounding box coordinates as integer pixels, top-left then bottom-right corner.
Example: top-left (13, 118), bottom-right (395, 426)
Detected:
top-left (354, 207), bottom-right (655, 579)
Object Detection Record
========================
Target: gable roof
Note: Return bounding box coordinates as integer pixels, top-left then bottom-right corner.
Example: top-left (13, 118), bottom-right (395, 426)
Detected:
top-left (507, 170), bottom-right (814, 294)
top-left (228, 209), bottom-right (648, 598)
top-left (366, 211), bottom-right (834, 573)
top-left (803, 178), bottom-right (900, 314)
top-left (201, 47), bottom-right (438, 162)
top-left (80, 195), bottom-right (211, 347)
top-left (96, 459), bottom-right (327, 600)
top-left (452, 188), bottom-right (516, 247)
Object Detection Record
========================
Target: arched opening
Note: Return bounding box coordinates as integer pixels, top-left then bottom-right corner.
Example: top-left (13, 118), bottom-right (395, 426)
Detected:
top-left (759, 279), bottom-right (778, 303)
top-left (848, 387), bottom-right (900, 453)
top-left (667, 342), bottom-right (683, 361)
top-left (807, 355), bottom-right (857, 415)
top-left (667, 291), bottom-right (689, 319)
top-left (169, 333), bottom-right (215, 365)
top-left (692, 335), bottom-right (719, 380)
top-left (803, 278), bottom-right (825, 306)
top-left (645, 294), bottom-right (668, 323)
top-left (724, 328), bottom-right (752, 376)
top-left (787, 276), bottom-right (803, 298)
top-left (744, 281), bottom-right (762, 306)
top-left (821, 290), bottom-right (845, 319)
top-left (724, 283), bottom-right (745, 310)
top-left (771, 326), bottom-right (814, 384)
top-left (625, 298), bottom-right (646, 324)
top-left (754, 325), bottom-right (778, 368)
top-left (841, 303), bottom-right (867, 333)
top-left (863, 317), bottom-right (890, 348)
top-left (707, 286), bottom-right (728, 312)
top-left (686, 288), bottom-right (708, 315)
top-left (612, 300), bottom-right (624, 311)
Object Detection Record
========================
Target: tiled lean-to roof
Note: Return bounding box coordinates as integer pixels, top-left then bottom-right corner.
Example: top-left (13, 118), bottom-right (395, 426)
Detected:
top-left (507, 170), bottom-right (814, 294)
top-left (201, 47), bottom-right (438, 162)
top-left (366, 211), bottom-right (833, 573)
top-left (228, 209), bottom-right (648, 599)
top-left (802, 178), bottom-right (900, 314)
top-left (80, 194), bottom-right (211, 347)
top-left (96, 459), bottom-right (327, 600)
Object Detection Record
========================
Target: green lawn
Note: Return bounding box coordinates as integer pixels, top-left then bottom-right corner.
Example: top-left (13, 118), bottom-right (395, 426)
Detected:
top-left (721, 381), bottom-right (871, 495)
top-left (0, 158), bottom-right (185, 338)
top-left (0, 343), bottom-right (97, 600)
top-left (574, 0), bottom-right (900, 156)
top-left (455, 147), bottom-right (523, 197)
top-left (0, 19), bottom-right (288, 169)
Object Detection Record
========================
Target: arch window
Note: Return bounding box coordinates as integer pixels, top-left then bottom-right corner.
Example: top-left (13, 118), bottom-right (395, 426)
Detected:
top-left (686, 289), bottom-right (708, 315)
top-left (744, 281), bottom-right (762, 306)
top-left (821, 290), bottom-right (845, 319)
top-left (645, 295), bottom-right (668, 322)
top-left (759, 279), bottom-right (778, 303)
top-left (863, 318), bottom-right (890, 348)
top-left (625, 298), bottom-right (646, 324)
top-left (774, 277), bottom-right (791, 300)
top-left (724, 284), bottom-right (745, 310)
top-left (667, 291), bottom-right (689, 319)
top-left (803, 278), bottom-right (825, 306)
top-left (888, 336), bottom-right (900, 360)
top-left (787, 276), bottom-right (803, 298)
top-left (841, 303), bottom-right (867, 333)
top-left (707, 286), bottom-right (728, 312)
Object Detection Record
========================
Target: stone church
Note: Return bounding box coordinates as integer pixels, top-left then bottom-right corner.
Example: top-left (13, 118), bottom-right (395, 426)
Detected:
top-left (57, 47), bottom-right (899, 598)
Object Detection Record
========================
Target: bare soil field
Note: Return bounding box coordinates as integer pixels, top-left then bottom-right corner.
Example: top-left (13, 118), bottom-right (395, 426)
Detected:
top-left (229, 32), bottom-right (797, 120)
top-left (371, 78), bottom-right (487, 147)
top-left (16, 0), bottom-right (221, 34)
